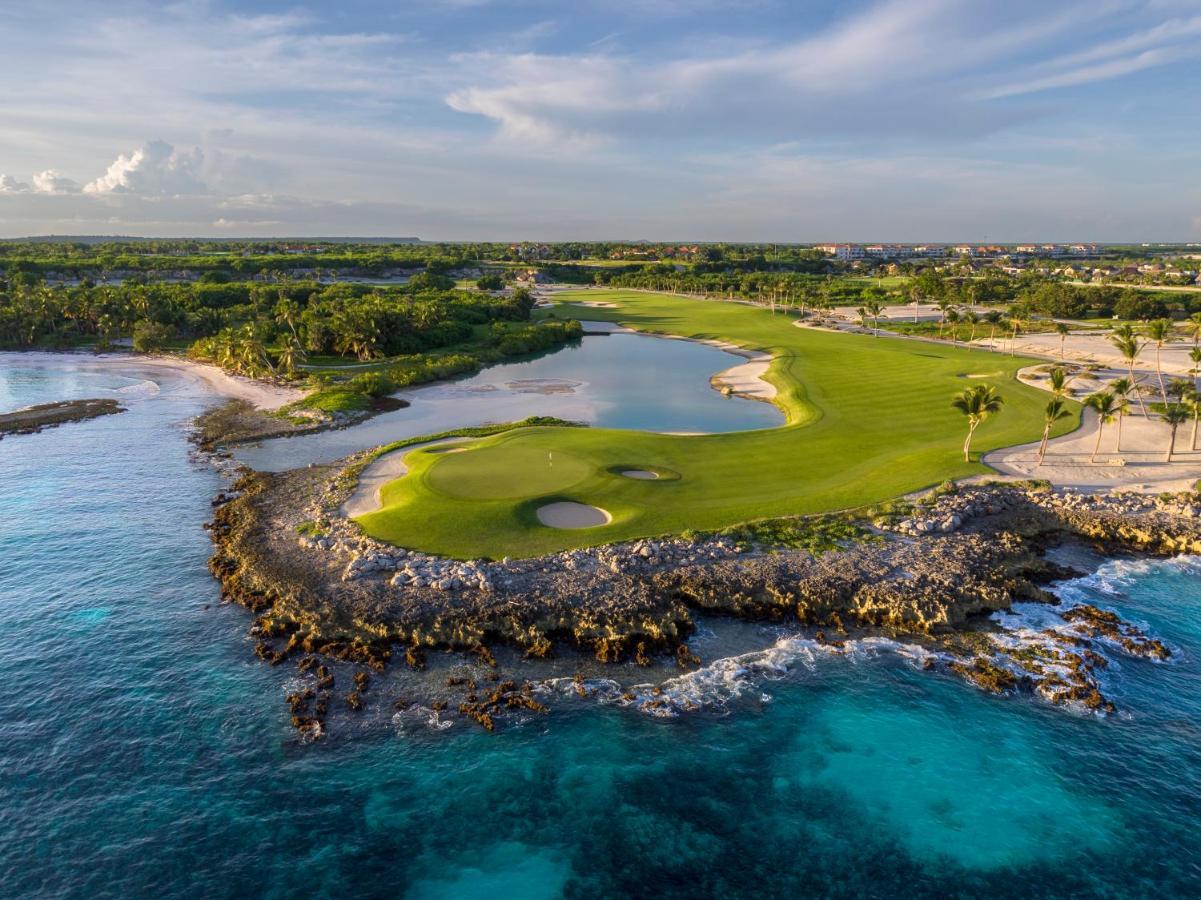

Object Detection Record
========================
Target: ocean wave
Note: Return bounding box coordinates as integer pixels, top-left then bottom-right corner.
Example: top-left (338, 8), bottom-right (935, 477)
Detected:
top-left (1053, 555), bottom-right (1201, 600)
top-left (110, 378), bottom-right (161, 399)
top-left (536, 635), bottom-right (943, 719)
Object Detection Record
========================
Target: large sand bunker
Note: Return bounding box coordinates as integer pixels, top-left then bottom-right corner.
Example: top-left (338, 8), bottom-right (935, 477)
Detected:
top-left (536, 502), bottom-right (612, 529)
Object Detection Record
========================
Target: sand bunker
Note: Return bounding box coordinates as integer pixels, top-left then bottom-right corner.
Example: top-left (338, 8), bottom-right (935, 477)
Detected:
top-left (536, 502), bottom-right (612, 529)
top-left (621, 469), bottom-right (660, 480)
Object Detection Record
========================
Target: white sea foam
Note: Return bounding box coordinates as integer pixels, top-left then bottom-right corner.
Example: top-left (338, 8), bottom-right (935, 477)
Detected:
top-left (1054, 555), bottom-right (1201, 600)
top-left (537, 635), bottom-right (944, 719)
top-left (111, 378), bottom-right (160, 399)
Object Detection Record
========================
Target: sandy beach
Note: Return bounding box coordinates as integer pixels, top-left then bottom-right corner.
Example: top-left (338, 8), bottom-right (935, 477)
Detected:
top-left (0, 351), bottom-right (304, 411)
top-left (104, 354), bottom-right (303, 410)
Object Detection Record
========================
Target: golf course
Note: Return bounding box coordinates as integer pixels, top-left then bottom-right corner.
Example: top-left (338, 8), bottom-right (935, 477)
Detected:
top-left (355, 289), bottom-right (1078, 558)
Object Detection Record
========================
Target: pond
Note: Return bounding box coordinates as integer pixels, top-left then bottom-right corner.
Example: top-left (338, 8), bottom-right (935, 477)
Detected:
top-left (235, 329), bottom-right (783, 471)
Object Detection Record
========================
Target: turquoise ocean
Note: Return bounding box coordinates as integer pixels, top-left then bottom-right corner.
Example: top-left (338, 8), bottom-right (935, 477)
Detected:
top-left (2, 355), bottom-right (1200, 898)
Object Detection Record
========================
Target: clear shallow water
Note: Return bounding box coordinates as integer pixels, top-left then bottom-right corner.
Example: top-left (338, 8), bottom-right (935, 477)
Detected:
top-left (236, 331), bottom-right (783, 471)
top-left (3, 358), bottom-right (1201, 897)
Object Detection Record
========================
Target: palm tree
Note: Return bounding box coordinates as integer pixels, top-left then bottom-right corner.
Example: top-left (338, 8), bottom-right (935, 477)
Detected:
top-left (1186, 311), bottom-right (1201, 347)
top-left (952, 385), bottom-right (1004, 462)
top-left (1008, 312), bottom-right (1024, 356)
top-left (1038, 397), bottom-right (1071, 465)
top-left (1054, 321), bottom-right (1071, 359)
top-left (961, 309), bottom-right (979, 349)
top-left (1110, 333), bottom-right (1148, 417)
top-left (945, 307), bottom-right (960, 342)
top-left (861, 299), bottom-right (884, 336)
top-left (1162, 404), bottom-right (1189, 462)
top-left (1144, 318), bottom-right (1173, 405)
top-left (1085, 391), bottom-right (1120, 463)
top-left (1189, 346), bottom-right (1201, 394)
top-left (1185, 387), bottom-right (1201, 452)
top-left (1048, 366), bottom-right (1073, 398)
top-left (276, 338), bottom-right (307, 377)
top-left (936, 299), bottom-right (955, 338)
top-left (1109, 377), bottom-right (1133, 451)
top-left (984, 310), bottom-right (1003, 350)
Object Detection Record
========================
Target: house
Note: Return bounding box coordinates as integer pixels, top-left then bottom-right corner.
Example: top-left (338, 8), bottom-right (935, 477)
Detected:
top-left (816, 244), bottom-right (866, 261)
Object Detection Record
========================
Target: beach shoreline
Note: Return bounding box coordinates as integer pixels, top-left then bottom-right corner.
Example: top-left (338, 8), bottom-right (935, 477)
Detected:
top-left (0, 349), bottom-right (303, 411)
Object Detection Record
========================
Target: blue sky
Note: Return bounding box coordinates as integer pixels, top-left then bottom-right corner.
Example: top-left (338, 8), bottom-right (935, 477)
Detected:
top-left (1, 0), bottom-right (1199, 240)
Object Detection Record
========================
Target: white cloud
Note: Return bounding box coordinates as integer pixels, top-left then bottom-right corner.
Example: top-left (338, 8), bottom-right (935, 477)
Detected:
top-left (0, 175), bottom-right (31, 193)
top-left (443, 0), bottom-right (1093, 146)
top-left (32, 170), bottom-right (81, 193)
top-left (84, 141), bottom-right (207, 195)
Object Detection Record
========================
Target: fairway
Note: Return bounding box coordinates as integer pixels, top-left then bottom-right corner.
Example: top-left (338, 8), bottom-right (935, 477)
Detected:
top-left (357, 289), bottom-right (1079, 558)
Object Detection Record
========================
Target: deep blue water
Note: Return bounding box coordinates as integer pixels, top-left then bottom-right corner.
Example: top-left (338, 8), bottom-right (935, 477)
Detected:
top-left (2, 356), bottom-right (1201, 898)
top-left (236, 330), bottom-right (782, 471)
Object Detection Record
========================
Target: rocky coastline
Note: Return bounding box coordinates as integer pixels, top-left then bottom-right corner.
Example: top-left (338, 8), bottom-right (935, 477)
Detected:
top-left (0, 398), bottom-right (125, 440)
top-left (206, 455), bottom-right (1201, 738)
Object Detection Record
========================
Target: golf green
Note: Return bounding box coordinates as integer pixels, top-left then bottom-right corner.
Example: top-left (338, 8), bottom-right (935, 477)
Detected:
top-left (357, 290), bottom-right (1077, 558)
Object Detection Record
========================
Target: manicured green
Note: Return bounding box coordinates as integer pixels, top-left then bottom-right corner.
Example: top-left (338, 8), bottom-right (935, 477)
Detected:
top-left (356, 289), bottom-right (1080, 558)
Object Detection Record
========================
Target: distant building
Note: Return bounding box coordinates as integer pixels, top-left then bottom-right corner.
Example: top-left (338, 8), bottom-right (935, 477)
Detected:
top-left (816, 244), bottom-right (865, 261)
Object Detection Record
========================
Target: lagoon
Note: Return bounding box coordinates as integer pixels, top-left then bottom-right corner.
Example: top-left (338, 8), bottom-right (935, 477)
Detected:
top-left (236, 329), bottom-right (783, 472)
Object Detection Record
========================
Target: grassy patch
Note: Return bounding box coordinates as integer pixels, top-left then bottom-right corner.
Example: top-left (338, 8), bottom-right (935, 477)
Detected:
top-left (355, 289), bottom-right (1080, 558)
top-left (707, 515), bottom-right (882, 554)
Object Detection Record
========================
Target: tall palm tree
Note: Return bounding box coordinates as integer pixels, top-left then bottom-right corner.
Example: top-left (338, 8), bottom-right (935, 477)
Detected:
top-left (945, 307), bottom-right (960, 342)
top-left (984, 310), bottom-right (1003, 350)
top-left (1109, 377), bottom-right (1133, 451)
top-left (951, 385), bottom-right (1004, 462)
top-left (1110, 333), bottom-right (1148, 417)
top-left (1038, 397), bottom-right (1071, 465)
top-left (961, 309), bottom-right (979, 349)
top-left (1189, 346), bottom-right (1201, 394)
top-left (1008, 312), bottom-right (1024, 356)
top-left (936, 299), bottom-right (955, 338)
top-left (861, 299), bottom-right (884, 336)
top-left (1085, 392), bottom-right (1119, 463)
top-left (1054, 321), bottom-right (1071, 359)
top-left (1185, 387), bottom-right (1201, 452)
top-left (1162, 404), bottom-right (1189, 462)
top-left (1144, 318), bottom-right (1173, 405)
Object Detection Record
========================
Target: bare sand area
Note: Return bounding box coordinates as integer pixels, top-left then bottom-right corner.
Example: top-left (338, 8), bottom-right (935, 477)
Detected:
top-left (710, 355), bottom-right (776, 401)
top-left (985, 362), bottom-right (1201, 492)
top-left (976, 332), bottom-right (1200, 377)
top-left (341, 438), bottom-right (470, 518)
top-left (536, 502), bottom-right (612, 529)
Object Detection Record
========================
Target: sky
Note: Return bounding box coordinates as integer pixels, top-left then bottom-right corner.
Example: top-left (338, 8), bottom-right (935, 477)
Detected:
top-left (1, 0), bottom-right (1199, 241)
